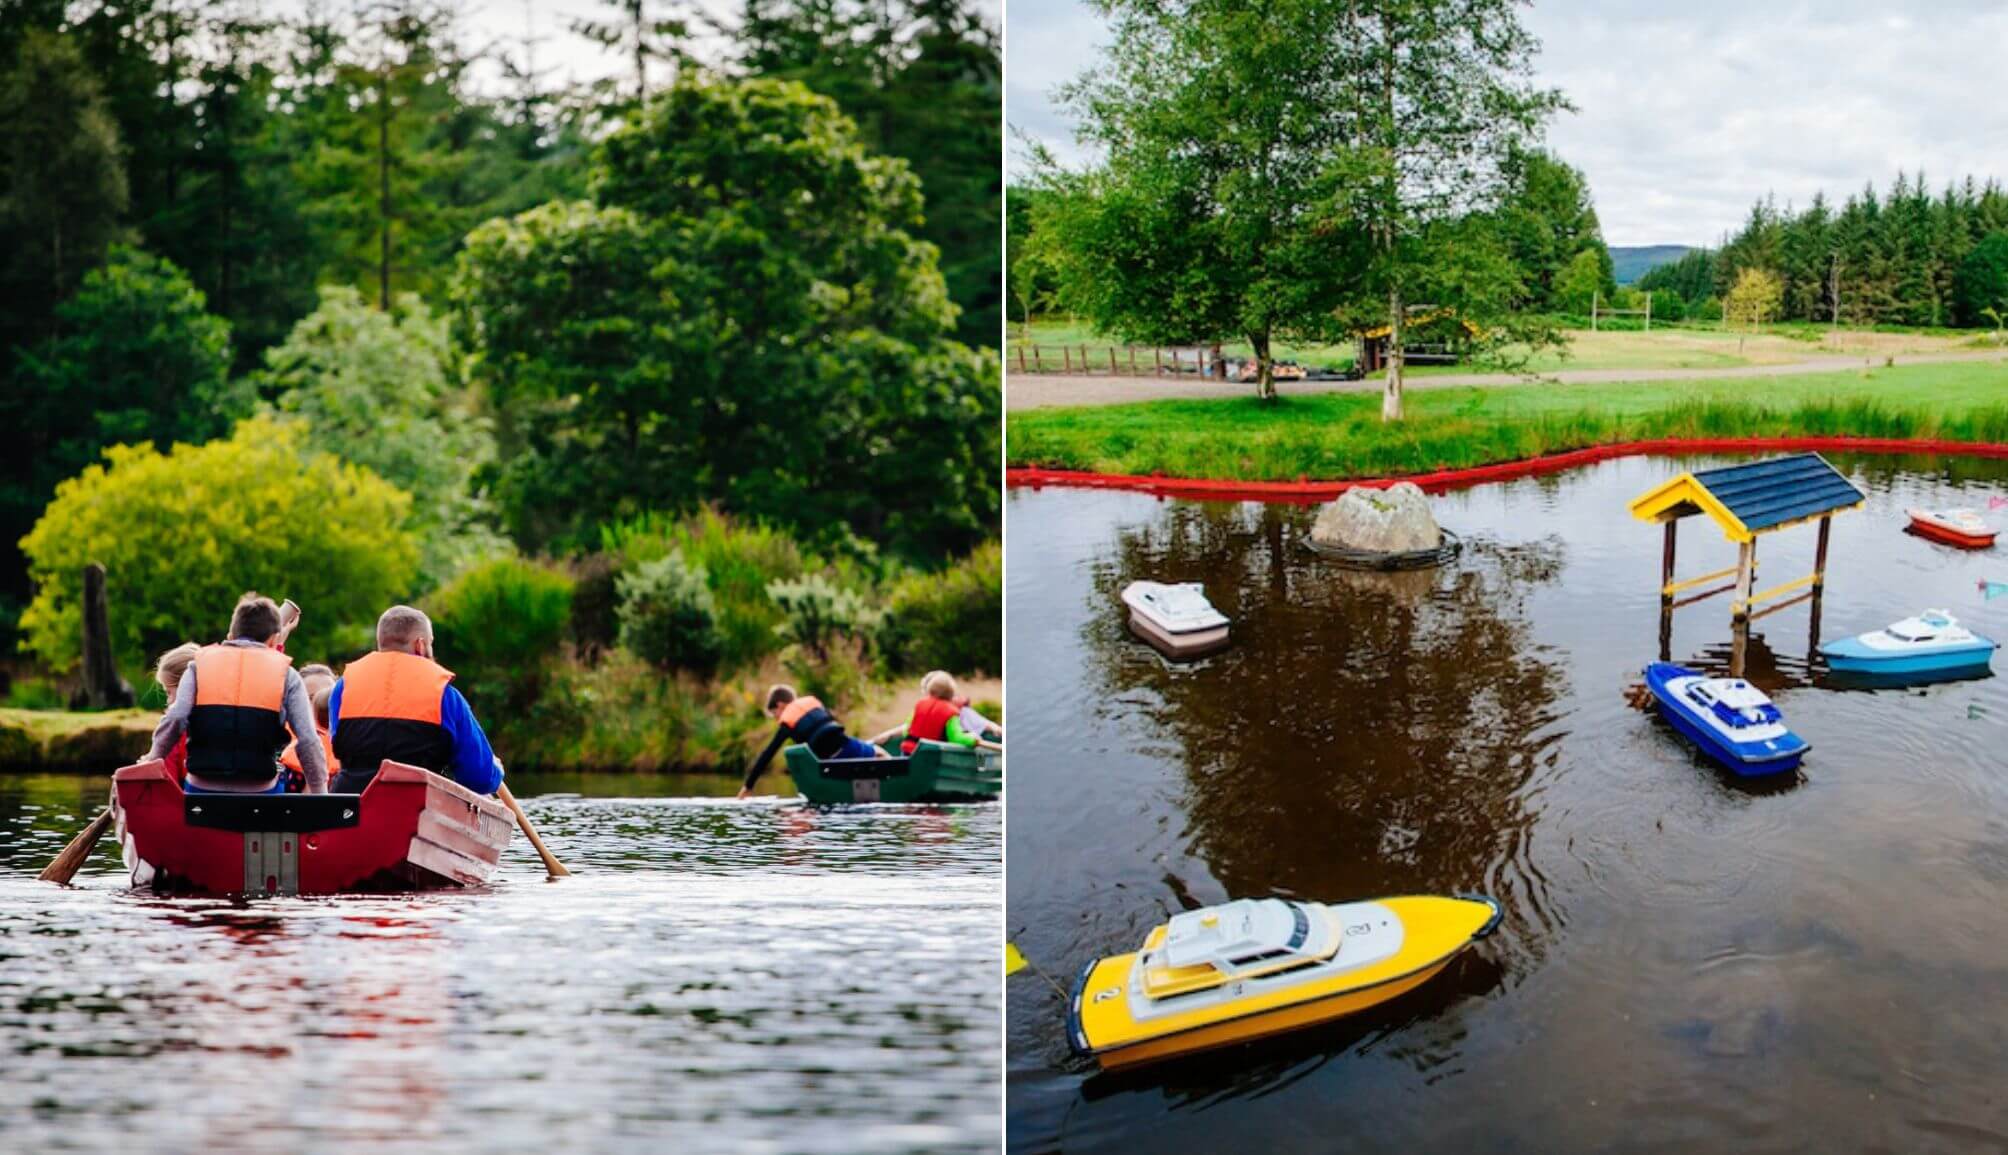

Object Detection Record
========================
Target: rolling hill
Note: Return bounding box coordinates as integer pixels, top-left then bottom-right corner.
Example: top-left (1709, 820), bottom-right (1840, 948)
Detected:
top-left (1610, 245), bottom-right (1694, 284)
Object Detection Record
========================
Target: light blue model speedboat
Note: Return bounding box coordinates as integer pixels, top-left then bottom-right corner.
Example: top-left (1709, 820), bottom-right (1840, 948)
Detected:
top-left (1820, 610), bottom-right (1997, 682)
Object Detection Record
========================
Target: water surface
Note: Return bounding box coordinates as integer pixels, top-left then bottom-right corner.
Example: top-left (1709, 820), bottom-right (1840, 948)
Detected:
top-left (2, 773), bottom-right (999, 1153)
top-left (1006, 453), bottom-right (2008, 1153)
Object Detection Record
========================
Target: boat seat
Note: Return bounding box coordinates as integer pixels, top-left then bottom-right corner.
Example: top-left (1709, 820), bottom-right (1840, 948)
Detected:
top-left (184, 792), bottom-right (362, 833)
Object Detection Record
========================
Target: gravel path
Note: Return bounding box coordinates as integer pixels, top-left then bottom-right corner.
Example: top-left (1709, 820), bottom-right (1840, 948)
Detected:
top-left (1005, 349), bottom-right (2008, 410)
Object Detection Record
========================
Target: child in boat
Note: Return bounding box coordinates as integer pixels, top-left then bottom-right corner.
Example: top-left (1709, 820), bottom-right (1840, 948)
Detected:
top-left (953, 694), bottom-right (1001, 742)
top-left (153, 642), bottom-right (201, 782)
top-left (737, 684), bottom-right (885, 799)
top-left (280, 665), bottom-right (341, 792)
top-left (902, 671), bottom-right (985, 755)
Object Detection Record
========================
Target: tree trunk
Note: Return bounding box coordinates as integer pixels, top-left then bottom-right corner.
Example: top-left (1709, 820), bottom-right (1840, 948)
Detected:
top-left (1381, 283), bottom-right (1405, 421)
top-left (377, 66), bottom-right (393, 310)
top-left (75, 563), bottom-right (134, 710)
top-left (1251, 330), bottom-right (1274, 401)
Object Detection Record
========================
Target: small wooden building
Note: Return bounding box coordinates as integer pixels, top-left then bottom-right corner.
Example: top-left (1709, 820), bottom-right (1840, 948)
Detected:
top-left (1356, 313), bottom-right (1480, 373)
top-left (1628, 454), bottom-right (1865, 622)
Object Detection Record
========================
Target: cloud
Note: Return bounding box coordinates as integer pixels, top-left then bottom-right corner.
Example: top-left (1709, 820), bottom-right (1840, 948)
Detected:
top-left (1007, 0), bottom-right (2008, 245)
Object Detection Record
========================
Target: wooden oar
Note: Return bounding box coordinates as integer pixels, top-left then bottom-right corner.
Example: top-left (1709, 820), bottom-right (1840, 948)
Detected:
top-left (40, 805), bottom-right (114, 885)
top-left (497, 782), bottom-right (570, 877)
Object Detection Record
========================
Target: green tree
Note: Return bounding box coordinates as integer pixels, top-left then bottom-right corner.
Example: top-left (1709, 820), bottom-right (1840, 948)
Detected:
top-left (454, 76), bottom-right (998, 562)
top-left (1490, 148), bottom-right (1610, 311)
top-left (0, 29), bottom-right (130, 331)
top-left (1328, 0), bottom-right (1567, 420)
top-left (1554, 248), bottom-right (1607, 316)
top-left (738, 0), bottom-right (1002, 347)
top-left (1, 246), bottom-right (245, 599)
top-left (1006, 185), bottom-right (1060, 332)
top-left (18, 418), bottom-right (418, 675)
top-left (1954, 232), bottom-right (2008, 328)
top-left (573, 0), bottom-right (692, 102)
top-left (1039, 0), bottom-right (1364, 400)
top-left (1724, 266), bottom-right (1783, 328)
top-left (260, 285), bottom-right (503, 584)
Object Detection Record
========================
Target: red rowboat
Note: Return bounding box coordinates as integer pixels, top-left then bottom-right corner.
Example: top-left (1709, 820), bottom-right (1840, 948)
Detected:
top-left (112, 759), bottom-right (514, 896)
top-left (1907, 507), bottom-right (1998, 549)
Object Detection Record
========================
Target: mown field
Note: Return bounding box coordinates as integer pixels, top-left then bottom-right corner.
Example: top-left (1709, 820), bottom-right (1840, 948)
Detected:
top-left (1008, 318), bottom-right (1997, 377)
top-left (1005, 361), bottom-right (2008, 481)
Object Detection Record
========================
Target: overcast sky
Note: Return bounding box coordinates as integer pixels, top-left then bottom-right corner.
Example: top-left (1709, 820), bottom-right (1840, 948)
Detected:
top-left (1004, 0), bottom-right (2008, 246)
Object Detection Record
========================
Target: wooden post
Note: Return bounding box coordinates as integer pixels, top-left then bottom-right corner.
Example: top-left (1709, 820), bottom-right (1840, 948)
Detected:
top-left (1812, 515), bottom-right (1832, 587)
top-left (1153, 347), bottom-right (1163, 376)
top-left (1661, 520), bottom-right (1678, 603)
top-left (1031, 344), bottom-right (1041, 372)
top-left (1197, 347), bottom-right (1206, 378)
top-left (1129, 347), bottom-right (1137, 375)
top-left (76, 562), bottom-right (134, 710)
top-left (1016, 345), bottom-right (1026, 374)
top-left (1644, 292), bottom-right (1653, 332)
top-left (1109, 347), bottom-right (1118, 374)
top-left (1062, 346), bottom-right (1072, 373)
top-left (1733, 539), bottom-right (1756, 621)
top-left (1591, 290), bottom-right (1599, 332)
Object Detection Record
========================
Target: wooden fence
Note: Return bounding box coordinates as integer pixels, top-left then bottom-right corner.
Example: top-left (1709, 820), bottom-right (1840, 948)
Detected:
top-left (1010, 344), bottom-right (1241, 377)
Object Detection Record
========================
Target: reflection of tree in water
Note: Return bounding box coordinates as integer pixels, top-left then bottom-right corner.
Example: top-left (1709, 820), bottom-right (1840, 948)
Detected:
top-left (1086, 500), bottom-right (1570, 938)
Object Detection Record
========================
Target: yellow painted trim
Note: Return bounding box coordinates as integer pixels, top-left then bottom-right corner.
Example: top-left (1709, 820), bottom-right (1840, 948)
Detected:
top-left (1662, 564), bottom-right (1741, 597)
top-left (1743, 571), bottom-right (1820, 610)
top-left (1626, 474), bottom-right (1755, 542)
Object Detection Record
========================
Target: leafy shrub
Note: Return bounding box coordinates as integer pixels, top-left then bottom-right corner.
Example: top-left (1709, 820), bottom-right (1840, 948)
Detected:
top-left (784, 634), bottom-right (873, 713)
top-left (877, 541), bottom-right (1001, 675)
top-left (617, 551), bottom-right (724, 673)
top-left (429, 555), bottom-right (574, 676)
top-left (767, 573), bottom-right (882, 658)
top-left (568, 552), bottom-right (622, 661)
top-left (4, 676), bottom-right (67, 711)
top-left (602, 506), bottom-right (814, 667)
top-left (18, 418), bottom-right (417, 676)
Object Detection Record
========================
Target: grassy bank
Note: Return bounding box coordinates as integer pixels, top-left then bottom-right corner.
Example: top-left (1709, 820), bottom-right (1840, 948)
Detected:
top-left (0, 707), bottom-right (155, 772)
top-left (1008, 318), bottom-right (1994, 378)
top-left (1006, 362), bottom-right (2008, 481)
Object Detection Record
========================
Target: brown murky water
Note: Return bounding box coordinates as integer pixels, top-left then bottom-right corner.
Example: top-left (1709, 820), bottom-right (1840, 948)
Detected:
top-left (1006, 453), bottom-right (2008, 1153)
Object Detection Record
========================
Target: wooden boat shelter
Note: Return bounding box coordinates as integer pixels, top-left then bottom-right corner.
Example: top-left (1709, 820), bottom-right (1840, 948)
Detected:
top-left (1628, 454), bottom-right (1865, 622)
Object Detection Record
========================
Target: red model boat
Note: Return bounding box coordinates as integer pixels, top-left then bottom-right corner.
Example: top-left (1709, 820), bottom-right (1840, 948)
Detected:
top-left (1907, 507), bottom-right (1998, 549)
top-left (112, 759), bottom-right (514, 896)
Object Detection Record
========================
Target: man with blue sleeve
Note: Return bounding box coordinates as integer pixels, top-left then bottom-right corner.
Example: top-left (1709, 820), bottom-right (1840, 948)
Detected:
top-left (328, 605), bottom-right (504, 795)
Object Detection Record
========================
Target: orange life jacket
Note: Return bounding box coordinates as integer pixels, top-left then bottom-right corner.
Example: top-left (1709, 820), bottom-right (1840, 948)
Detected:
top-left (903, 696), bottom-right (959, 755)
top-left (776, 695), bottom-right (848, 758)
top-left (333, 650), bottom-right (456, 779)
top-left (186, 644), bottom-right (294, 782)
top-left (280, 727), bottom-right (340, 780)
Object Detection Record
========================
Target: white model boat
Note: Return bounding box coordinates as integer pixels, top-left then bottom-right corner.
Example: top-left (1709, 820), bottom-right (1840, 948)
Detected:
top-left (1120, 581), bottom-right (1230, 657)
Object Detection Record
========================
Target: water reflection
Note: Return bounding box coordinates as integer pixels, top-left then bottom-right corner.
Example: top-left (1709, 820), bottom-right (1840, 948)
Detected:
top-left (1007, 452), bottom-right (2008, 1154)
top-left (1, 787), bottom-right (1000, 1153)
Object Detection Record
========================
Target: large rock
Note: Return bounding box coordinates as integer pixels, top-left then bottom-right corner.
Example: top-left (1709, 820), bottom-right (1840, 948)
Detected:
top-left (1311, 483), bottom-right (1442, 554)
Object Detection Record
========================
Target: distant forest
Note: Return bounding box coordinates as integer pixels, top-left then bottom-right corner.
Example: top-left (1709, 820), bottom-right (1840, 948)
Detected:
top-left (0, 0), bottom-right (1001, 364)
top-left (1641, 173), bottom-right (2008, 328)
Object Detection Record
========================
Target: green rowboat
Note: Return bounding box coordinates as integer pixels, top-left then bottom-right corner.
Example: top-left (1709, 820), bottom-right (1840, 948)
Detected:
top-left (784, 739), bottom-right (1002, 804)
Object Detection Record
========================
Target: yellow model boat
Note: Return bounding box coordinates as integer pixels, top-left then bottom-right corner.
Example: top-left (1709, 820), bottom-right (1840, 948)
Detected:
top-left (1068, 893), bottom-right (1502, 1070)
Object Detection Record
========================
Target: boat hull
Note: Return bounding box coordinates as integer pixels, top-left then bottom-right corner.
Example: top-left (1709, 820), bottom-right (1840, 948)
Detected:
top-left (785, 741), bottom-right (1001, 804)
top-left (1127, 610), bottom-right (1230, 658)
top-left (1643, 663), bottom-right (1806, 777)
top-left (1068, 895), bottom-right (1499, 1070)
top-left (1820, 643), bottom-right (1995, 678)
top-left (1907, 514), bottom-right (1996, 549)
top-left (112, 759), bottom-right (514, 896)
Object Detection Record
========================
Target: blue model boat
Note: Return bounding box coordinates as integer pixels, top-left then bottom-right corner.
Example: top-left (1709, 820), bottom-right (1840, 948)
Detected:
top-left (1643, 662), bottom-right (1809, 776)
top-left (1820, 609), bottom-right (1997, 681)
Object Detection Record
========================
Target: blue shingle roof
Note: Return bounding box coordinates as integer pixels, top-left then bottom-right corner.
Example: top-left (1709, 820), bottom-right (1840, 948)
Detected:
top-left (1688, 454), bottom-right (1865, 534)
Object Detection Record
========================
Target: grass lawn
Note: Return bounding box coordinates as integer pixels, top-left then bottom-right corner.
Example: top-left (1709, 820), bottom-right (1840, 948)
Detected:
top-left (1006, 360), bottom-right (2008, 481)
top-left (1009, 318), bottom-right (1997, 378)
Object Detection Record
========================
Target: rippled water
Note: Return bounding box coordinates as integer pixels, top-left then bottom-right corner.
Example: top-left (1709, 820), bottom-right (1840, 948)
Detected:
top-left (1006, 453), bottom-right (2008, 1153)
top-left (1, 772), bottom-right (1000, 1153)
